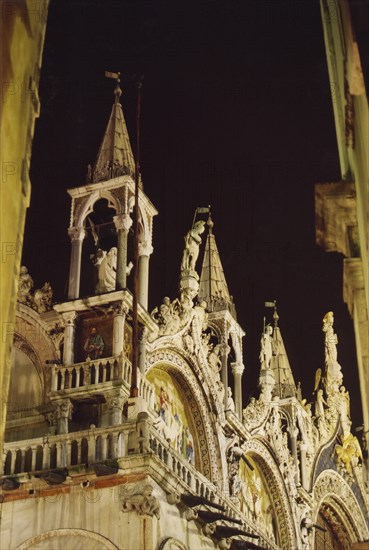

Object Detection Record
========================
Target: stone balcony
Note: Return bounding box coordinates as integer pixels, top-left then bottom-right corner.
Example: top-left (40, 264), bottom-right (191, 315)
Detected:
top-left (48, 355), bottom-right (155, 412)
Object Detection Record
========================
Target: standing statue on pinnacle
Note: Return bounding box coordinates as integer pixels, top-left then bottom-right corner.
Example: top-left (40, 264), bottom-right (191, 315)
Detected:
top-left (181, 220), bottom-right (206, 273)
top-left (322, 311), bottom-right (343, 394)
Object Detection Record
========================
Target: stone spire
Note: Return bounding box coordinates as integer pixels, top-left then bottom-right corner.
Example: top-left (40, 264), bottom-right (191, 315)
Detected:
top-left (88, 76), bottom-right (136, 184)
top-left (270, 309), bottom-right (297, 399)
top-left (198, 215), bottom-right (236, 318)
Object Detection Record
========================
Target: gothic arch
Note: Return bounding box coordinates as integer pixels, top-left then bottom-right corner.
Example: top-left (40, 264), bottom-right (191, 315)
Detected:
top-left (74, 190), bottom-right (121, 227)
top-left (146, 347), bottom-right (221, 484)
top-left (16, 529), bottom-right (118, 550)
top-left (313, 470), bottom-right (369, 542)
top-left (241, 438), bottom-right (297, 549)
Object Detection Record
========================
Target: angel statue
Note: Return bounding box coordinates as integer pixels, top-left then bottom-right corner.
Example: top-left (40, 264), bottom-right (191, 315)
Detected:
top-left (180, 220), bottom-right (206, 272)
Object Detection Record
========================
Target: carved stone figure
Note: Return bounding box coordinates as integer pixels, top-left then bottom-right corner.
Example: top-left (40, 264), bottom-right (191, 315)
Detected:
top-left (95, 246), bottom-right (117, 293)
top-left (334, 432), bottom-right (362, 476)
top-left (322, 311), bottom-right (343, 392)
top-left (17, 266), bottom-right (34, 305)
top-left (192, 301), bottom-right (208, 352)
top-left (34, 282), bottom-right (53, 313)
top-left (227, 387), bottom-right (235, 412)
top-left (180, 220), bottom-right (206, 272)
top-left (338, 385), bottom-right (351, 436)
top-left (151, 296), bottom-right (181, 336)
top-left (55, 399), bottom-right (73, 434)
top-left (121, 483), bottom-right (160, 519)
top-left (259, 325), bottom-right (273, 369)
top-left (208, 344), bottom-right (222, 373)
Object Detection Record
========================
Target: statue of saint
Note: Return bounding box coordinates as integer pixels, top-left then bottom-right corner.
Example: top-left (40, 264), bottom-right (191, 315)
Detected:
top-left (180, 221), bottom-right (205, 272)
top-left (259, 325), bottom-right (273, 369)
top-left (95, 246), bottom-right (117, 293)
top-left (84, 327), bottom-right (105, 360)
top-left (322, 311), bottom-right (343, 392)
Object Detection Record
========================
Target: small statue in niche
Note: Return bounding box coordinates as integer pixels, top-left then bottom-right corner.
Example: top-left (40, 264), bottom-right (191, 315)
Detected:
top-left (95, 246), bottom-right (117, 293)
top-left (84, 327), bottom-right (105, 360)
top-left (180, 220), bottom-right (206, 273)
top-left (227, 387), bottom-right (235, 412)
top-left (208, 344), bottom-right (222, 374)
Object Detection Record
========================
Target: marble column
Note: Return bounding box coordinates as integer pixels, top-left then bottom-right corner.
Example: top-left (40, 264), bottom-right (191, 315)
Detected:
top-left (112, 303), bottom-right (128, 357)
top-left (231, 362), bottom-right (244, 419)
top-left (114, 213), bottom-right (132, 290)
top-left (138, 240), bottom-right (153, 310)
top-left (288, 424), bottom-right (300, 486)
top-left (299, 441), bottom-right (308, 489)
top-left (105, 392), bottom-right (124, 426)
top-left (62, 311), bottom-right (77, 367)
top-left (67, 226), bottom-right (85, 300)
top-left (219, 343), bottom-right (230, 410)
top-left (138, 326), bottom-right (148, 374)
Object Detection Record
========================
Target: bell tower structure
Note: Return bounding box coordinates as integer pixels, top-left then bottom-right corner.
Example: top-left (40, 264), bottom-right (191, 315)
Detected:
top-left (67, 73), bottom-right (157, 306)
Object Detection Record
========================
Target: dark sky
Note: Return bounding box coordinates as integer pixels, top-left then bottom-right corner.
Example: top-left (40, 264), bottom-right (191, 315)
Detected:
top-left (24, 0), bottom-right (362, 428)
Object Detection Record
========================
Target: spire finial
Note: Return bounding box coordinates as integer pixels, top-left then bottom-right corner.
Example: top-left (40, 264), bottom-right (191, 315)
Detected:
top-left (206, 207), bottom-right (213, 234)
top-left (105, 70), bottom-right (122, 103)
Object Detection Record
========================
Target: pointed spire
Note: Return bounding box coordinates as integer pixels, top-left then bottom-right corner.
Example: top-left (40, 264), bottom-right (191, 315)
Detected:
top-left (198, 214), bottom-right (236, 318)
top-left (88, 74), bottom-right (136, 183)
top-left (270, 310), bottom-right (297, 399)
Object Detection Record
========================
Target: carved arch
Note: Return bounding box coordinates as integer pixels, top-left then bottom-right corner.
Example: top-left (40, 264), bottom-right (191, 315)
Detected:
top-left (73, 190), bottom-right (121, 227)
top-left (241, 438), bottom-right (297, 549)
top-left (313, 470), bottom-right (369, 541)
top-left (17, 529), bottom-right (118, 550)
top-left (146, 348), bottom-right (221, 484)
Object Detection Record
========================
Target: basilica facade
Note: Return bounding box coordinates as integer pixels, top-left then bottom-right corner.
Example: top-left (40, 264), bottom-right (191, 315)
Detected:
top-left (1, 75), bottom-right (368, 550)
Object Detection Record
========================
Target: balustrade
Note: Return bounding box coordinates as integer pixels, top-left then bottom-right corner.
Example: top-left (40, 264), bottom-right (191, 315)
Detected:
top-left (3, 425), bottom-right (131, 476)
top-left (51, 356), bottom-right (126, 391)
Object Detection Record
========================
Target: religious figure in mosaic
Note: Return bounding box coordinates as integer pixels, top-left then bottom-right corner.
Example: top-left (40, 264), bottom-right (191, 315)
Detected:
top-left (180, 220), bottom-right (205, 272)
top-left (84, 327), bottom-right (105, 360)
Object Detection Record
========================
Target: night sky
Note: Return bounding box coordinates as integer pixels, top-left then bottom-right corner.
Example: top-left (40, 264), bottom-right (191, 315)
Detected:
top-left (24, 0), bottom-right (362, 428)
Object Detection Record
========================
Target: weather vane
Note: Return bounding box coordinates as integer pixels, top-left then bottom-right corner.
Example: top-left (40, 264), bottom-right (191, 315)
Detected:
top-left (105, 71), bottom-right (122, 102)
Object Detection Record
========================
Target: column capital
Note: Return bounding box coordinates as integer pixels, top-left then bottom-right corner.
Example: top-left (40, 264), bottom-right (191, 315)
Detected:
top-left (62, 311), bottom-right (77, 326)
top-left (138, 240), bottom-right (154, 257)
top-left (114, 213), bottom-right (133, 232)
top-left (219, 343), bottom-right (230, 357)
top-left (105, 391), bottom-right (125, 410)
top-left (68, 225), bottom-right (85, 241)
top-left (231, 361), bottom-right (244, 375)
top-left (112, 302), bottom-right (129, 316)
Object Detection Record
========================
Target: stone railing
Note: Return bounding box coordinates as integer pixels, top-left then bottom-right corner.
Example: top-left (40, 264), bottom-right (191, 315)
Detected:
top-left (3, 424), bottom-right (132, 475)
top-left (51, 356), bottom-right (131, 391)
